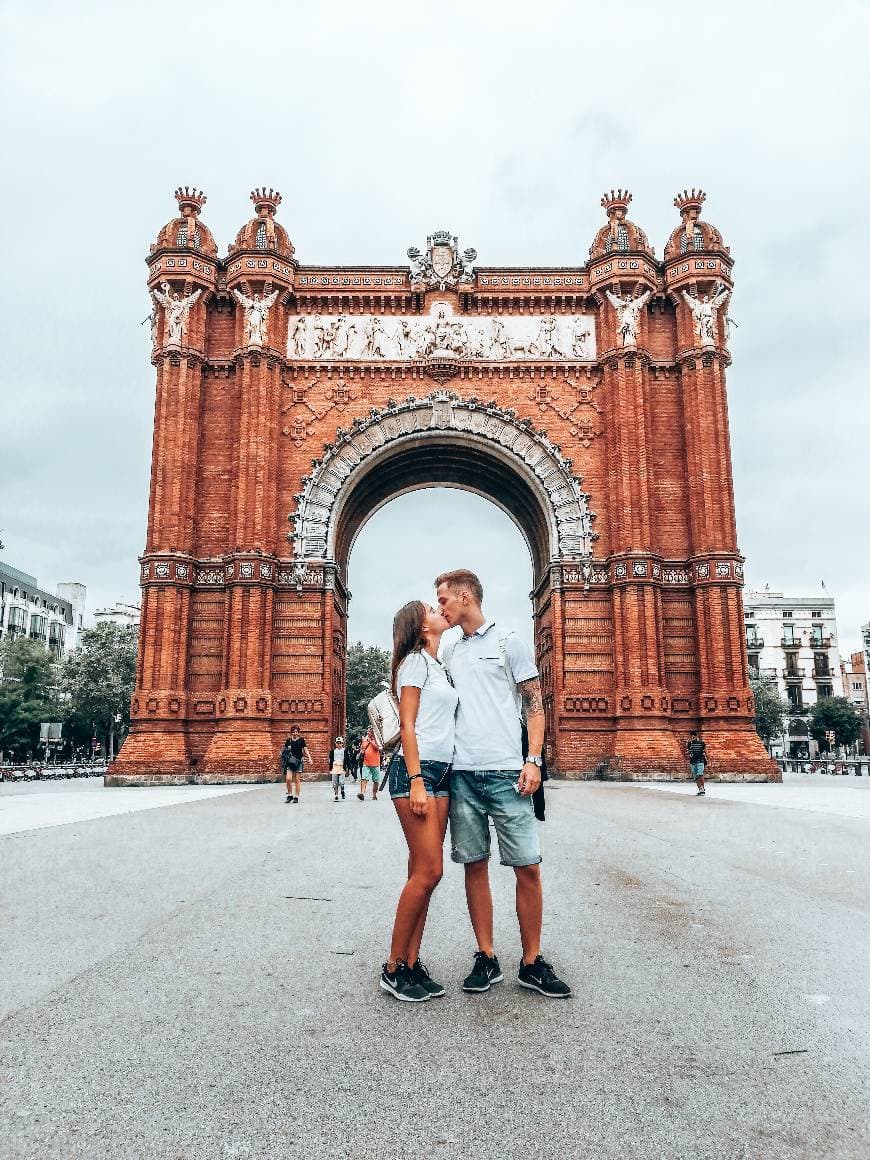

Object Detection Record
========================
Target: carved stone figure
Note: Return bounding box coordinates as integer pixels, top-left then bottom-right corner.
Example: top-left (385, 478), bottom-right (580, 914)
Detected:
top-left (311, 315), bottom-right (326, 358)
top-left (291, 315), bottom-right (308, 358)
top-left (604, 283), bottom-right (651, 348)
top-left (571, 317), bottom-right (592, 357)
top-left (460, 247), bottom-right (477, 282)
top-left (449, 321), bottom-right (470, 357)
top-left (364, 316), bottom-right (390, 358)
top-left (406, 230), bottom-right (477, 290)
top-left (682, 281), bottom-right (729, 346)
top-left (233, 288), bottom-right (279, 347)
top-left (153, 281), bottom-right (201, 345)
top-left (490, 317), bottom-right (509, 359)
top-left (534, 316), bottom-right (565, 359)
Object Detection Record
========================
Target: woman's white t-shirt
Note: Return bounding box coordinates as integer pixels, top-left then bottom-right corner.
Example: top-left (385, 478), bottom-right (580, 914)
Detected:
top-left (396, 650), bottom-right (459, 764)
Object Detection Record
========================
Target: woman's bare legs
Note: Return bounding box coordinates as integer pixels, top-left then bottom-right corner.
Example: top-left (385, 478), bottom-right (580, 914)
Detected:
top-left (292, 772), bottom-right (302, 800)
top-left (388, 796), bottom-right (449, 969)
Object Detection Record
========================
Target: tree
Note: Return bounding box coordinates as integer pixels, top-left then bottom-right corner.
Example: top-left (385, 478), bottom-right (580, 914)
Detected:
top-left (60, 623), bottom-right (138, 760)
top-left (345, 641), bottom-right (390, 740)
top-left (807, 696), bottom-right (862, 751)
top-left (749, 675), bottom-right (789, 747)
top-left (0, 637), bottom-right (60, 758)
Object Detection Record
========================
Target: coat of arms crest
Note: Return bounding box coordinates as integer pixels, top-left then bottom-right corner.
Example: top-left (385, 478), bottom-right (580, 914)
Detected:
top-left (407, 229), bottom-right (477, 290)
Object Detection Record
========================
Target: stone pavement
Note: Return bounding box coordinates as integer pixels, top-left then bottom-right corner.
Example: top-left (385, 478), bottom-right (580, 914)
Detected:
top-left (1, 776), bottom-right (868, 1159)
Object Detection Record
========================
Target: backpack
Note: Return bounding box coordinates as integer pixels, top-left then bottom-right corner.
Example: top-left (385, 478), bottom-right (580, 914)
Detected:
top-left (367, 687), bottom-right (401, 750)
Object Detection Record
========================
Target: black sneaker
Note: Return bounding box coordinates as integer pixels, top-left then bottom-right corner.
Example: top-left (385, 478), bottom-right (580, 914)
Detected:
top-left (462, 951), bottom-right (504, 992)
top-left (285, 794), bottom-right (292, 803)
top-left (517, 956), bottom-right (571, 998)
top-left (409, 959), bottom-right (445, 997)
top-left (380, 961), bottom-right (430, 1003)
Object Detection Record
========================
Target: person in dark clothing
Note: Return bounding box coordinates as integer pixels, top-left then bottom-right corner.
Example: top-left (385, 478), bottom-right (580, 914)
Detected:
top-left (686, 730), bottom-right (708, 796)
top-left (281, 726), bottom-right (311, 803)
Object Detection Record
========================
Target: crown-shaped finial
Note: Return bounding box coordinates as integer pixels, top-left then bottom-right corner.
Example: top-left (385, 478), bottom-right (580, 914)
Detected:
top-left (251, 188), bottom-right (282, 217)
top-left (674, 188), bottom-right (706, 216)
top-left (174, 187), bottom-right (207, 217)
top-left (601, 189), bottom-right (633, 218)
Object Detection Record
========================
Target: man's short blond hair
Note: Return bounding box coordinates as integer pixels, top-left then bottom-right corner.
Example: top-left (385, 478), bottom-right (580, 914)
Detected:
top-left (434, 568), bottom-right (483, 605)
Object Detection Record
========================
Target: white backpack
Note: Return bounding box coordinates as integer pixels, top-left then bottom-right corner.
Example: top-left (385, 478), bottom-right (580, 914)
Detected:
top-left (367, 685), bottom-right (401, 751)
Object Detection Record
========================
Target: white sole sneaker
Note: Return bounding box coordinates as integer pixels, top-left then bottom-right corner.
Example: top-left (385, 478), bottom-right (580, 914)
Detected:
top-left (517, 978), bottom-right (572, 997)
top-left (379, 977), bottom-right (430, 1002)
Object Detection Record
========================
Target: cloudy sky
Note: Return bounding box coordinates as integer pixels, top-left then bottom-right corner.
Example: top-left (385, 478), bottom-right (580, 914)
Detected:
top-left (2, 0), bottom-right (868, 655)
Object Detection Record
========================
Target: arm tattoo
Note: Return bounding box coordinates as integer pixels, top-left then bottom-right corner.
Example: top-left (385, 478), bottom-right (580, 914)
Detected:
top-left (517, 677), bottom-right (544, 716)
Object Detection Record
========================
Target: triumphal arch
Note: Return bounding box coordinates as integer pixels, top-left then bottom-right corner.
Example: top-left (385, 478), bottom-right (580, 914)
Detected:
top-left (108, 186), bottom-right (778, 784)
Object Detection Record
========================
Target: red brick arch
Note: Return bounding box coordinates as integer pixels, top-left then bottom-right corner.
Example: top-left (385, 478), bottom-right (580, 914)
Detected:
top-left (108, 190), bottom-right (779, 784)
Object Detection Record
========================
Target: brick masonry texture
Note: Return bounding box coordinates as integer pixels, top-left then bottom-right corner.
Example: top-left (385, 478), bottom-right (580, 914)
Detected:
top-left (108, 188), bottom-right (779, 786)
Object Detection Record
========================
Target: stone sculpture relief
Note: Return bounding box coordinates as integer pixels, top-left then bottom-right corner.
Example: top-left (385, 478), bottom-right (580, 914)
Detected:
top-left (233, 288), bottom-right (279, 347)
top-left (289, 390), bottom-right (598, 562)
top-left (682, 281), bottom-right (730, 347)
top-left (287, 303), bottom-right (595, 362)
top-left (604, 283), bottom-right (651, 348)
top-left (153, 281), bottom-right (202, 345)
top-left (407, 229), bottom-right (476, 290)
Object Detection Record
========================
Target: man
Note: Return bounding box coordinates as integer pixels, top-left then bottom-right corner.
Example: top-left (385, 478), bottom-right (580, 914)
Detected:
top-left (435, 569), bottom-right (570, 998)
top-left (358, 727), bottom-right (381, 801)
top-left (686, 730), bottom-right (708, 796)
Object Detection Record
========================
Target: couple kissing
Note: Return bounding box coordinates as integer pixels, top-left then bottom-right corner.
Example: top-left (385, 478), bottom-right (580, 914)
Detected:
top-left (380, 568), bottom-right (571, 1003)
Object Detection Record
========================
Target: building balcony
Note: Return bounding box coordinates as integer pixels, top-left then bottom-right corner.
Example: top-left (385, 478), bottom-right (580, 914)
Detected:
top-left (746, 637), bottom-right (764, 650)
top-left (781, 638), bottom-right (801, 649)
top-left (760, 666), bottom-right (778, 679)
top-left (810, 636), bottom-right (831, 648)
top-left (783, 668), bottom-right (805, 680)
top-left (813, 668), bottom-right (832, 680)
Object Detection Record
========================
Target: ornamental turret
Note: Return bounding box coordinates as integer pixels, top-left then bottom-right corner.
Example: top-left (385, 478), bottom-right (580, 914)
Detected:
top-left (147, 187), bottom-right (217, 353)
top-left (664, 189), bottom-right (734, 353)
top-left (588, 190), bottom-right (657, 353)
top-left (226, 188), bottom-right (295, 353)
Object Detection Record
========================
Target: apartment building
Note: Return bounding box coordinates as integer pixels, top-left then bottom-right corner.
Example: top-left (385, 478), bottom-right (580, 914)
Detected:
top-left (0, 562), bottom-right (86, 661)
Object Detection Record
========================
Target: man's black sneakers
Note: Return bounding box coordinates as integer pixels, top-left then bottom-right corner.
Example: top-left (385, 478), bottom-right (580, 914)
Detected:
top-left (380, 960), bottom-right (430, 1003)
top-left (409, 959), bottom-right (445, 997)
top-left (462, 951), bottom-right (504, 992)
top-left (517, 956), bottom-right (571, 998)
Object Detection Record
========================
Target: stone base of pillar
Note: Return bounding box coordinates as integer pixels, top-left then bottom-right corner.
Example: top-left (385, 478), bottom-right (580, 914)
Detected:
top-left (107, 728), bottom-right (192, 784)
top-left (200, 723), bottom-right (280, 782)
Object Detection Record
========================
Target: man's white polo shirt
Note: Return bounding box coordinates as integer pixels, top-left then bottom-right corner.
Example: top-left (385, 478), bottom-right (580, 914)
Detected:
top-left (443, 619), bottom-right (538, 771)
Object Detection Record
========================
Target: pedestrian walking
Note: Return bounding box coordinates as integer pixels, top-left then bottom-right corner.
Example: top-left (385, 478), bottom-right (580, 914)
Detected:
top-left (436, 568), bottom-right (571, 999)
top-left (687, 730), bottom-right (708, 795)
top-left (380, 599), bottom-right (457, 1003)
top-left (281, 725), bottom-right (311, 803)
top-left (358, 727), bottom-right (382, 801)
top-left (329, 736), bottom-right (346, 800)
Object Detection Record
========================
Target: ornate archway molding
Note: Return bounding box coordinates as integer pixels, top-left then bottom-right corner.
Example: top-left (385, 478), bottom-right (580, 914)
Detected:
top-left (288, 390), bottom-right (598, 567)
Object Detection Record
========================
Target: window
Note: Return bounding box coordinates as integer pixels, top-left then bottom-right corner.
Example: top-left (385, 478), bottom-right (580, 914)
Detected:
top-left (255, 222), bottom-right (267, 250)
top-left (817, 684), bottom-right (833, 699)
top-left (782, 610), bottom-right (793, 618)
top-left (814, 653), bottom-right (830, 676)
top-left (811, 609), bottom-right (821, 618)
top-left (787, 685), bottom-right (803, 710)
top-left (783, 625), bottom-right (797, 645)
top-left (8, 606), bottom-right (27, 637)
top-left (30, 614), bottom-right (46, 641)
top-left (680, 230), bottom-right (705, 253)
top-left (177, 226), bottom-right (201, 249)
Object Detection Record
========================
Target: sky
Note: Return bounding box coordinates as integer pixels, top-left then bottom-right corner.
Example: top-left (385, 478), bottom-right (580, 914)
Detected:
top-left (1, 0), bottom-right (869, 655)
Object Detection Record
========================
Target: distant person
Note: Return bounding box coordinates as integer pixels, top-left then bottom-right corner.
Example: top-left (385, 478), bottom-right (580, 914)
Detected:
top-left (381, 600), bottom-right (457, 1003)
top-left (329, 736), bottom-right (346, 801)
top-left (436, 568), bottom-right (571, 998)
top-left (281, 726), bottom-right (311, 804)
top-left (358, 727), bottom-right (382, 801)
top-left (686, 730), bottom-right (708, 796)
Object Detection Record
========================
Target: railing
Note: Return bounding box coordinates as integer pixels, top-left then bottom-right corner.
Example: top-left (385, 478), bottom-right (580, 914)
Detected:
top-left (813, 668), bottom-right (831, 679)
top-left (782, 667), bottom-right (805, 679)
top-left (746, 637), bottom-right (764, 650)
top-left (781, 637), bottom-right (800, 648)
top-left (810, 636), bottom-right (831, 648)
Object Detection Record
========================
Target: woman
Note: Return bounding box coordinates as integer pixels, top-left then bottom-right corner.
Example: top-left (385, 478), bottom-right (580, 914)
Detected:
top-left (380, 601), bottom-right (458, 1003)
top-left (281, 725), bottom-right (311, 804)
top-left (328, 736), bottom-right (346, 801)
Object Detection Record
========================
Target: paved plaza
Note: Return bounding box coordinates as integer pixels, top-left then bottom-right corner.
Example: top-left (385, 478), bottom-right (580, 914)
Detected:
top-left (1, 775), bottom-right (868, 1159)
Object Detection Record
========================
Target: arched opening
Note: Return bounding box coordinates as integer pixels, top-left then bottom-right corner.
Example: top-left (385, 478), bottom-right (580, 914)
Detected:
top-left (346, 487), bottom-right (535, 648)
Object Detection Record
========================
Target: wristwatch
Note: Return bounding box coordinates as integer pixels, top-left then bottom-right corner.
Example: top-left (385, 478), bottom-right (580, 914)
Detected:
top-left (525, 755), bottom-right (543, 768)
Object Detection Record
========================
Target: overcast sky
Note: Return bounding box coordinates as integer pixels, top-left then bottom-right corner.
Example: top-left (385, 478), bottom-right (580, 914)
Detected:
top-left (1, 0), bottom-right (868, 656)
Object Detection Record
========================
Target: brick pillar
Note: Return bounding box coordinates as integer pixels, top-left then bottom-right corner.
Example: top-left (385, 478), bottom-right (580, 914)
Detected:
top-left (201, 338), bottom-right (285, 780)
top-left (670, 275), bottom-right (778, 777)
top-left (602, 347), bottom-right (682, 769)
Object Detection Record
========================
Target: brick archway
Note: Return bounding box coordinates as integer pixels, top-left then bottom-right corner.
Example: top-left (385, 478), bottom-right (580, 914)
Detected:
top-left (108, 188), bottom-right (779, 785)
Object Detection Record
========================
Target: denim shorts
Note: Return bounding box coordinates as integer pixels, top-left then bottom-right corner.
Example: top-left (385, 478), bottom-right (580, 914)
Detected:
top-left (690, 761), bottom-right (705, 779)
top-left (388, 754), bottom-right (451, 799)
top-left (449, 768), bottom-right (542, 867)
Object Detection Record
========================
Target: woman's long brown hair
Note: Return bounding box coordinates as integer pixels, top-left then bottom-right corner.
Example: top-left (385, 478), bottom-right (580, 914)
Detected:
top-left (391, 601), bottom-right (426, 696)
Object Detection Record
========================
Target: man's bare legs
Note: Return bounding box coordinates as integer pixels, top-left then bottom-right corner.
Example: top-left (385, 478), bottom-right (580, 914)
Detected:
top-left (464, 859), bottom-right (542, 964)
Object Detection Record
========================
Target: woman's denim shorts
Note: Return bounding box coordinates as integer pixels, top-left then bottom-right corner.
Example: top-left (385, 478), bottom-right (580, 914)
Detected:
top-left (388, 753), bottom-right (452, 799)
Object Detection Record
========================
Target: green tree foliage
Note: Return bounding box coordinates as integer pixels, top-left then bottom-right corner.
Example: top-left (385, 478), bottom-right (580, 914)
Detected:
top-left (807, 696), bottom-right (863, 750)
top-left (749, 675), bottom-right (789, 746)
top-left (0, 637), bottom-right (59, 757)
top-left (60, 623), bottom-right (138, 758)
top-left (345, 641), bottom-right (390, 740)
